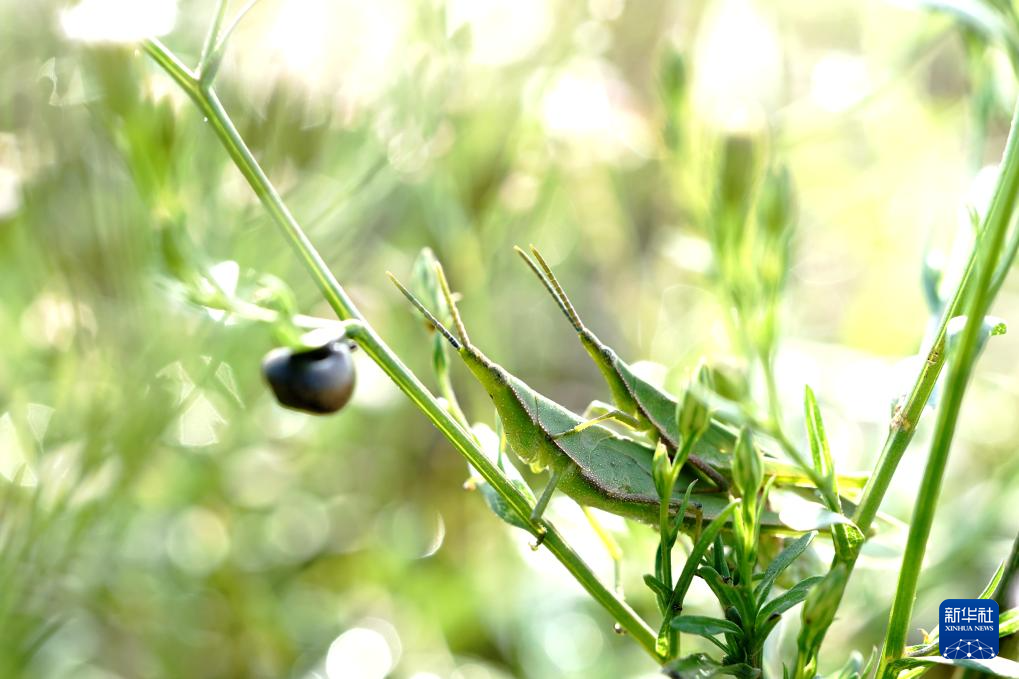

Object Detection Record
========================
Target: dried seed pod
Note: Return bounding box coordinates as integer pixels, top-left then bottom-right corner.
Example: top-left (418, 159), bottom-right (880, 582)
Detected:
top-left (261, 340), bottom-right (356, 414)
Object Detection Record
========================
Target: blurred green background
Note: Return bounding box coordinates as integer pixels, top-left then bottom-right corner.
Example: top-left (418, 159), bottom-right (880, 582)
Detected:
top-left (2, 0), bottom-right (1019, 677)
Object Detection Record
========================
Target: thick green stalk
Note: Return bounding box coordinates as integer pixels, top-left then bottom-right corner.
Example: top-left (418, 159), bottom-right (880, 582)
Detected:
top-left (797, 98), bottom-right (1019, 674)
top-left (876, 97), bottom-right (1019, 676)
top-left (851, 245), bottom-right (977, 536)
top-left (141, 37), bottom-right (661, 660)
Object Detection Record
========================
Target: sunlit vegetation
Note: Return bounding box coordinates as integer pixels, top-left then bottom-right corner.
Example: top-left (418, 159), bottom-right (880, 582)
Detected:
top-left (4, 1), bottom-right (1019, 678)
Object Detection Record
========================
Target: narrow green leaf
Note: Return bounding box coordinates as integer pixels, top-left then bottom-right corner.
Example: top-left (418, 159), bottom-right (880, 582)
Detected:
top-left (698, 566), bottom-right (734, 608)
top-left (904, 604), bottom-right (1019, 657)
top-left (901, 0), bottom-right (1019, 59)
top-left (826, 649), bottom-right (876, 679)
top-left (671, 479), bottom-right (698, 540)
top-left (753, 475), bottom-right (778, 538)
top-left (714, 534), bottom-right (730, 580)
top-left (469, 422), bottom-right (535, 531)
top-left (728, 586), bottom-right (757, 629)
top-left (759, 575), bottom-right (824, 621)
top-left (804, 386), bottom-right (832, 479)
top-left (671, 615), bottom-right (743, 637)
top-left (978, 559), bottom-right (1007, 599)
top-left (755, 531), bottom-right (817, 602)
top-left (663, 652), bottom-right (760, 679)
top-left (644, 574), bottom-right (671, 600)
top-left (801, 387), bottom-right (862, 564)
top-left (803, 387), bottom-right (865, 569)
top-left (663, 501), bottom-right (740, 621)
top-left (753, 613), bottom-right (783, 653)
top-left (890, 655), bottom-right (1019, 678)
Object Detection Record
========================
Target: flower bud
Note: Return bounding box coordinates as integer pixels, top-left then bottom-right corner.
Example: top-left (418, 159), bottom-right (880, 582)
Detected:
top-left (659, 48), bottom-right (687, 106)
top-left (677, 365), bottom-right (712, 447)
top-left (712, 123), bottom-right (765, 249)
top-left (659, 48), bottom-right (688, 152)
top-left (651, 439), bottom-right (673, 499)
top-left (705, 361), bottom-right (750, 403)
top-left (757, 164), bottom-right (795, 241)
top-left (797, 563), bottom-right (849, 664)
top-left (732, 428), bottom-right (763, 503)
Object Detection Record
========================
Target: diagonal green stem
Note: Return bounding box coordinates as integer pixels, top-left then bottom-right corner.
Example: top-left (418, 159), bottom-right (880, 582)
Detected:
top-left (852, 236), bottom-right (978, 537)
top-left (198, 0), bottom-right (230, 70)
top-left (141, 37), bottom-right (661, 661)
top-left (876, 96), bottom-right (1019, 676)
top-left (797, 97), bottom-right (1019, 674)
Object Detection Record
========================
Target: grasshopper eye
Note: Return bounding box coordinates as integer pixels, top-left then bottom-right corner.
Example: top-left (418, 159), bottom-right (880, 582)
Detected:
top-left (261, 340), bottom-right (356, 414)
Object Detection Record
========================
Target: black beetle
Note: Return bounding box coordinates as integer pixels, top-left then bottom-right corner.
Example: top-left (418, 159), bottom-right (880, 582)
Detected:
top-left (261, 340), bottom-right (356, 414)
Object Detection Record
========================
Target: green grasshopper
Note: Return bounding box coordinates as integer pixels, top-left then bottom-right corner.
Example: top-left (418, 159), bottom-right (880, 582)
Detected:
top-left (514, 246), bottom-right (728, 484)
top-left (388, 262), bottom-right (800, 531)
top-left (513, 246), bottom-right (865, 495)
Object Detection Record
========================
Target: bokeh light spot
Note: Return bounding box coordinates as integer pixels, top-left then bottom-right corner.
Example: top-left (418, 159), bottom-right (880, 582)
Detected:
top-left (325, 627), bottom-right (395, 679)
top-left (166, 507), bottom-right (230, 575)
top-left (60, 0), bottom-right (176, 43)
top-left (267, 492), bottom-right (330, 562)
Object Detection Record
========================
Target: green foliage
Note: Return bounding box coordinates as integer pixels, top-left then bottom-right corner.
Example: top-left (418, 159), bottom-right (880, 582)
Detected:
top-left (6, 1), bottom-right (1019, 678)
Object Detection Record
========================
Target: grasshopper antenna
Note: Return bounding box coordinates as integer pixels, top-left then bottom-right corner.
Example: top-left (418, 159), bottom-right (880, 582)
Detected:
top-left (387, 272), bottom-right (462, 350)
top-left (432, 262), bottom-right (473, 349)
top-left (513, 245), bottom-right (585, 333)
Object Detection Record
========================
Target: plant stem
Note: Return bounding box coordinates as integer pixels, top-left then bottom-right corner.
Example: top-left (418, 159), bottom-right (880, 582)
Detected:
top-left (141, 37), bottom-right (662, 661)
top-left (876, 97), bottom-right (1019, 676)
top-left (993, 529), bottom-right (1019, 610)
top-left (991, 530), bottom-right (1019, 663)
top-left (796, 98), bottom-right (1019, 674)
top-left (852, 247), bottom-right (977, 536)
top-left (958, 527), bottom-right (1019, 675)
top-left (198, 0), bottom-right (230, 70)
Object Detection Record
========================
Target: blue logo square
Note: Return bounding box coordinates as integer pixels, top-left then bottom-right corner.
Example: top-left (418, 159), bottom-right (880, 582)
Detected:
top-left (940, 599), bottom-right (999, 659)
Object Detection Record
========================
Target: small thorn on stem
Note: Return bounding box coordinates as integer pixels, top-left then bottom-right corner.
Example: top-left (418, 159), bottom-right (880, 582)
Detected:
top-left (530, 524), bottom-right (548, 550)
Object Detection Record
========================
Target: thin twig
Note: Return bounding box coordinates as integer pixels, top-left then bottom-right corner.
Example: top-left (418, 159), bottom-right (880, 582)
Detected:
top-left (140, 35), bottom-right (663, 661)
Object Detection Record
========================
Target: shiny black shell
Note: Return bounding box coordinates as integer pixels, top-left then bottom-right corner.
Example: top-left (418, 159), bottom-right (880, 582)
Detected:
top-left (261, 341), bottom-right (356, 414)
